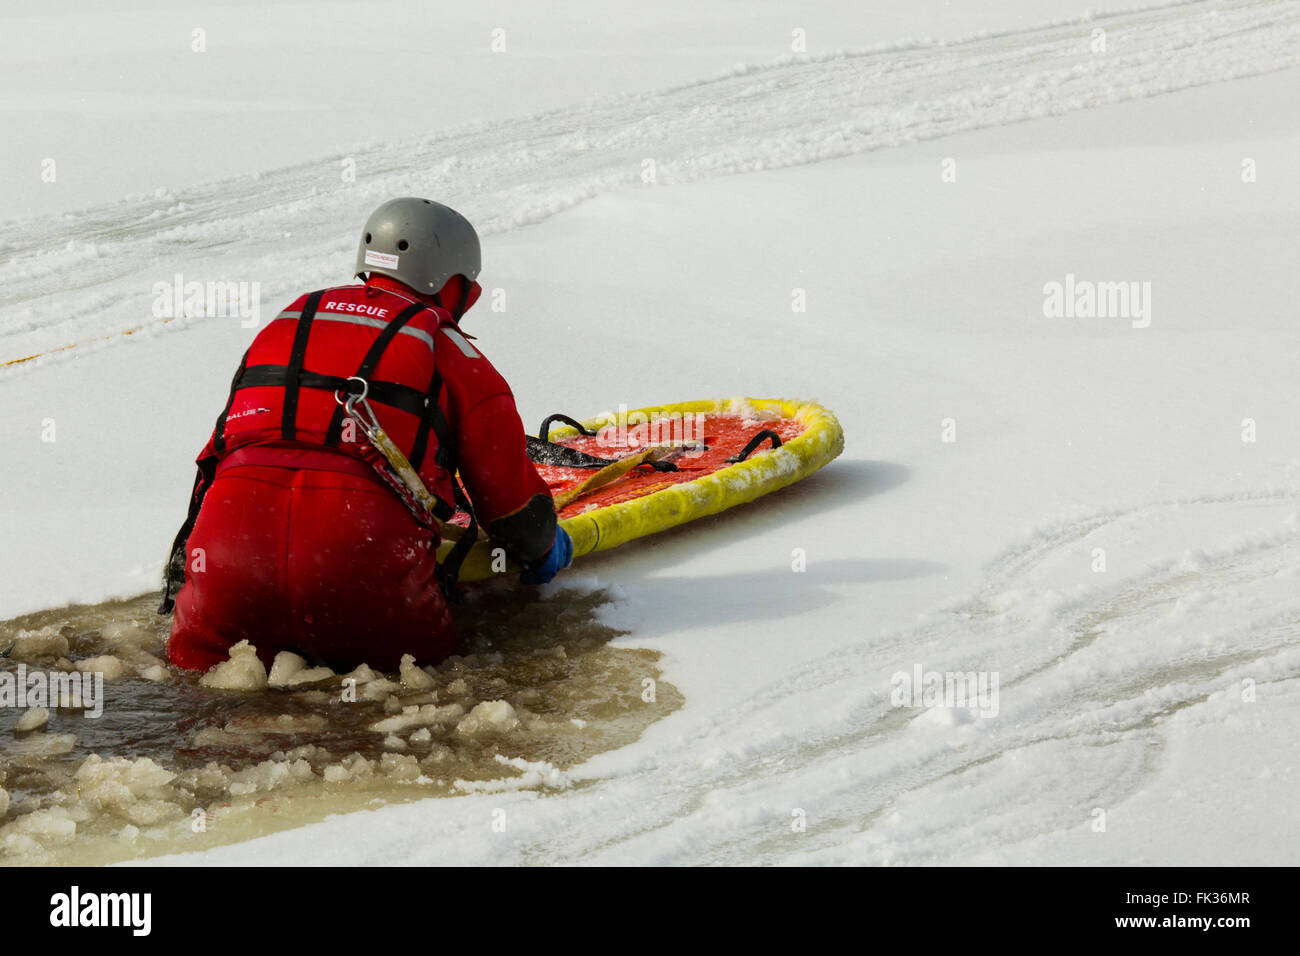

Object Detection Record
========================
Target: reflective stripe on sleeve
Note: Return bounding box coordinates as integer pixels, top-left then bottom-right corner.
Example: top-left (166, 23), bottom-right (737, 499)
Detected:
top-left (441, 326), bottom-right (480, 358)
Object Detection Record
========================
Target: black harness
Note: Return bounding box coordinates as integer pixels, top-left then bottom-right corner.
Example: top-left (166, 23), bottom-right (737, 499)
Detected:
top-left (159, 291), bottom-right (476, 612)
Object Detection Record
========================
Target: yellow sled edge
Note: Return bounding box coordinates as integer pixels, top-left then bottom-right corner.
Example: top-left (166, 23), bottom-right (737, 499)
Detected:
top-left (441, 397), bottom-right (845, 582)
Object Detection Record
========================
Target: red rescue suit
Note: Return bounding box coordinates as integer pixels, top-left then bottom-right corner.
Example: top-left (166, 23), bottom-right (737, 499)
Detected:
top-left (164, 275), bottom-right (555, 672)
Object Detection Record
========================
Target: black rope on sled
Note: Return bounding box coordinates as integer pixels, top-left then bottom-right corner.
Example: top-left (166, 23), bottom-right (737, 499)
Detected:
top-left (727, 430), bottom-right (783, 463)
top-left (537, 413), bottom-right (599, 441)
top-left (525, 435), bottom-right (615, 469)
top-left (525, 435), bottom-right (681, 472)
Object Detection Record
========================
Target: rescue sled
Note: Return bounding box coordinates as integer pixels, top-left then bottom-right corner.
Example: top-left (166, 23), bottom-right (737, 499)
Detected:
top-left (439, 397), bottom-right (844, 581)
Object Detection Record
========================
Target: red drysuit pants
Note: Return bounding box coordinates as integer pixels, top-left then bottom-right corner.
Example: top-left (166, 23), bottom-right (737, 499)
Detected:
top-left (167, 447), bottom-right (456, 673)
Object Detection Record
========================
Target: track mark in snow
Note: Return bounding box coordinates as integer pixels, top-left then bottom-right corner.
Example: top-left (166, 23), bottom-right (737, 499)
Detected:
top-left (3, 0), bottom-right (1298, 369)
top-left (512, 490), bottom-right (1300, 865)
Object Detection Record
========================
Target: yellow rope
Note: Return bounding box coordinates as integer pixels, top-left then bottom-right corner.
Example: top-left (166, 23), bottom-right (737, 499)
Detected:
top-left (2, 317), bottom-right (183, 368)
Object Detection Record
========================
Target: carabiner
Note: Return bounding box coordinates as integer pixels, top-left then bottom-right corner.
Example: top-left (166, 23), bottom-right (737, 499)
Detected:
top-left (335, 375), bottom-right (381, 435)
top-left (334, 375), bottom-right (370, 407)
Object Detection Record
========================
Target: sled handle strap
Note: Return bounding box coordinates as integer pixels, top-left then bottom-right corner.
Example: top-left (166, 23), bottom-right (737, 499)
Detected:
top-left (537, 413), bottom-right (598, 441)
top-left (551, 444), bottom-right (685, 511)
top-left (727, 430), bottom-right (783, 463)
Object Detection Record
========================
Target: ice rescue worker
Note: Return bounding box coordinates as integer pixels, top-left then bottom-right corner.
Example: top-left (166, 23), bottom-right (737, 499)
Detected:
top-left (161, 198), bottom-right (573, 673)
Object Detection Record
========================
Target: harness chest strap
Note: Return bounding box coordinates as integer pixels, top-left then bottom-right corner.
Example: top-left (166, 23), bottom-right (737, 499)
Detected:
top-left (323, 302), bottom-right (426, 447)
top-left (280, 290), bottom-right (323, 441)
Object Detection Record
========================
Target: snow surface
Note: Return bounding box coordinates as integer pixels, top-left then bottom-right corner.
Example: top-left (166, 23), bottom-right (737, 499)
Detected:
top-left (3, 0), bottom-right (1299, 864)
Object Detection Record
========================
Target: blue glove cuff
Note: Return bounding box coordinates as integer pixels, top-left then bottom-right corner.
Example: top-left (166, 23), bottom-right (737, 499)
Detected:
top-left (520, 527), bottom-right (573, 585)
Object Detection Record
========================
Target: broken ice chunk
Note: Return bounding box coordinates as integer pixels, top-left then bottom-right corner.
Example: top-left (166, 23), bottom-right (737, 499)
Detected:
top-left (398, 654), bottom-right (437, 691)
top-left (455, 700), bottom-right (520, 736)
top-left (15, 707), bottom-right (50, 732)
top-left (199, 640), bottom-right (268, 691)
top-left (75, 655), bottom-right (128, 682)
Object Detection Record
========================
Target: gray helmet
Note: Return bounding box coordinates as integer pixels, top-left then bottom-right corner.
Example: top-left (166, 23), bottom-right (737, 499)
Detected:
top-left (355, 197), bottom-right (481, 294)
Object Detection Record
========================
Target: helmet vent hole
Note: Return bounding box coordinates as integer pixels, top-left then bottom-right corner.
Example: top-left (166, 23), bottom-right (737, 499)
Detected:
top-left (364, 232), bottom-right (371, 244)
top-left (397, 240), bottom-right (409, 251)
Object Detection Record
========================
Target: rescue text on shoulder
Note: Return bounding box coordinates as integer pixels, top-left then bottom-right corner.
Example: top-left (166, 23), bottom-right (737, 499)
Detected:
top-left (323, 301), bottom-right (389, 318)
